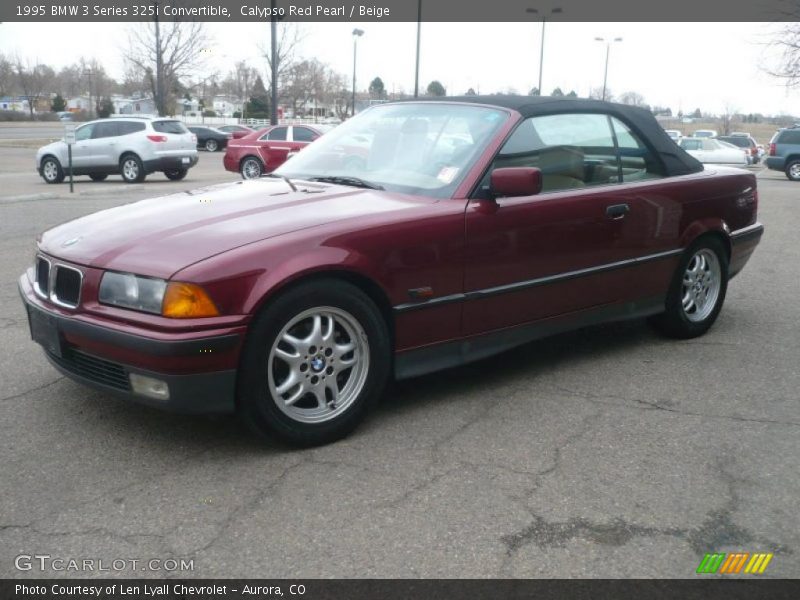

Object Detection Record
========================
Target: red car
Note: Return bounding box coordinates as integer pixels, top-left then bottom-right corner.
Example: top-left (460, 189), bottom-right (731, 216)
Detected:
top-left (20, 97), bottom-right (763, 446)
top-left (223, 124), bottom-right (331, 179)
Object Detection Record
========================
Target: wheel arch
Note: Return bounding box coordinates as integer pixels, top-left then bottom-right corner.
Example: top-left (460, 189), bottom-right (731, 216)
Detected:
top-left (39, 153), bottom-right (61, 168)
top-left (239, 154), bottom-right (264, 169)
top-left (680, 219), bottom-right (732, 261)
top-left (249, 266), bottom-right (396, 350)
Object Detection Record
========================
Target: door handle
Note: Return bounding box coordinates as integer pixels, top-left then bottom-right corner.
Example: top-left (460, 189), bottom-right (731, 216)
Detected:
top-left (606, 203), bottom-right (630, 220)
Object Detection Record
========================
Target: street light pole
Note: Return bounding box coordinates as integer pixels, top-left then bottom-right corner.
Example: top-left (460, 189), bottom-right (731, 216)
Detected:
top-left (594, 37), bottom-right (623, 101)
top-left (270, 0), bottom-right (279, 125)
top-left (526, 6), bottom-right (562, 95)
top-left (414, 0), bottom-right (422, 98)
top-left (352, 28), bottom-right (364, 117)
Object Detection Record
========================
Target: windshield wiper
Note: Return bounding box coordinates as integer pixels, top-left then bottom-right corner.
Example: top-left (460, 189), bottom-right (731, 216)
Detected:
top-left (265, 173), bottom-right (298, 192)
top-left (307, 176), bottom-right (384, 190)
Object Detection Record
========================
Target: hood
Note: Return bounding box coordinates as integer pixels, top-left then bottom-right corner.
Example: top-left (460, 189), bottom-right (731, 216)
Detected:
top-left (36, 140), bottom-right (64, 157)
top-left (39, 179), bottom-right (432, 279)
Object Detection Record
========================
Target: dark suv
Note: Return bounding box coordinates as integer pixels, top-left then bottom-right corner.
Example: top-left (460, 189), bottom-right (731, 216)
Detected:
top-left (765, 127), bottom-right (800, 181)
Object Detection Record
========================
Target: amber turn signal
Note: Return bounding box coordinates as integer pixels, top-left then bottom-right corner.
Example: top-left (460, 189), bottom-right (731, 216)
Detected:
top-left (162, 282), bottom-right (219, 318)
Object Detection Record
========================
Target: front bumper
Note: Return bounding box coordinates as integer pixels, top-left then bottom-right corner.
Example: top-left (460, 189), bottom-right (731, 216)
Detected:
top-left (19, 276), bottom-right (239, 414)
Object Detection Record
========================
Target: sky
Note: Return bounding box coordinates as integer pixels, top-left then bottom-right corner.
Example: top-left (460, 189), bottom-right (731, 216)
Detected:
top-left (1, 21), bottom-right (798, 116)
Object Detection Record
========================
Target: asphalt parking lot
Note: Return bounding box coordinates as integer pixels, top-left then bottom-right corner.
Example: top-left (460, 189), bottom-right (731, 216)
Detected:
top-left (0, 140), bottom-right (798, 578)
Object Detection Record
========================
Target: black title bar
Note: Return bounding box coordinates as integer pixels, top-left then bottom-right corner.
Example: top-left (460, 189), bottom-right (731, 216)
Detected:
top-left (2, 0), bottom-right (800, 22)
top-left (4, 579), bottom-right (800, 600)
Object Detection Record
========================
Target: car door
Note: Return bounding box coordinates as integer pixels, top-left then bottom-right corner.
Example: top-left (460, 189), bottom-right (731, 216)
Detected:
top-left (89, 121), bottom-right (121, 167)
top-left (288, 126), bottom-right (318, 159)
top-left (462, 112), bottom-right (675, 336)
top-left (70, 123), bottom-right (97, 170)
top-left (257, 126), bottom-right (291, 171)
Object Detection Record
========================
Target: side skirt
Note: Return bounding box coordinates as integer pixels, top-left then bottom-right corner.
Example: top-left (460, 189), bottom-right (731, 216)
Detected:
top-left (394, 295), bottom-right (665, 380)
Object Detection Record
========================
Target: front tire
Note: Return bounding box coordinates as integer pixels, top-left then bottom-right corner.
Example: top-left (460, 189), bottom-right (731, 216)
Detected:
top-left (164, 169), bottom-right (188, 181)
top-left (785, 160), bottom-right (800, 181)
top-left (41, 157), bottom-right (64, 184)
top-left (120, 154), bottom-right (146, 183)
top-left (238, 279), bottom-right (390, 446)
top-left (205, 139), bottom-right (219, 152)
top-left (649, 236), bottom-right (729, 339)
top-left (240, 156), bottom-right (264, 179)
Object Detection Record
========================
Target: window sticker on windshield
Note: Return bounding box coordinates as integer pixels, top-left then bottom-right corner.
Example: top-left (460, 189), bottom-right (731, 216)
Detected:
top-left (437, 166), bottom-right (459, 184)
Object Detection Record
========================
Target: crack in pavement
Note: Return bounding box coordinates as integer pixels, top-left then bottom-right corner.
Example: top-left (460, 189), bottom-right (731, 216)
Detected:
top-left (499, 451), bottom-right (793, 573)
top-left (542, 381), bottom-right (800, 428)
top-left (181, 455), bottom-right (311, 561)
top-left (0, 376), bottom-right (65, 403)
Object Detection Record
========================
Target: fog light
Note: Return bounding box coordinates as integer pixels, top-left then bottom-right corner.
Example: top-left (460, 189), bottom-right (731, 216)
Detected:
top-left (129, 374), bottom-right (170, 401)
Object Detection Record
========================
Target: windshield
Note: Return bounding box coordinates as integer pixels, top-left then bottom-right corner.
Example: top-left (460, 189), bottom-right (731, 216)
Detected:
top-left (275, 103), bottom-right (508, 198)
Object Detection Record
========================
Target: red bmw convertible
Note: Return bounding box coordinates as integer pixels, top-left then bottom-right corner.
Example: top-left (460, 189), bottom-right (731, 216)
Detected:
top-left (20, 97), bottom-right (763, 445)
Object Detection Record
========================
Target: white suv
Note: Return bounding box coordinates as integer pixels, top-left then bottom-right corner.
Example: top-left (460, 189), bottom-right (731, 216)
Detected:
top-left (36, 117), bottom-right (198, 184)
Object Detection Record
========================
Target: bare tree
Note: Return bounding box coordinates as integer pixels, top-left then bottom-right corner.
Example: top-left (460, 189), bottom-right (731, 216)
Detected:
top-left (55, 64), bottom-right (84, 99)
top-left (124, 7), bottom-right (210, 116)
top-left (618, 91), bottom-right (646, 107)
top-left (720, 102), bottom-right (739, 136)
top-left (14, 58), bottom-right (54, 118)
top-left (767, 22), bottom-right (800, 87)
top-left (259, 23), bottom-right (304, 101)
top-left (0, 53), bottom-right (15, 97)
top-left (588, 87), bottom-right (614, 101)
top-left (79, 58), bottom-right (114, 118)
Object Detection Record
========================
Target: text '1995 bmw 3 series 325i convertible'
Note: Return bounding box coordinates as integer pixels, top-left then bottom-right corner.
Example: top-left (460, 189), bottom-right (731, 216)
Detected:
top-left (19, 96), bottom-right (764, 446)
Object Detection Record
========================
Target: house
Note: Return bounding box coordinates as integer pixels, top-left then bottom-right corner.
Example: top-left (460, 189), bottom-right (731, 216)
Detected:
top-left (117, 98), bottom-right (157, 116)
top-left (212, 95), bottom-right (243, 117)
top-left (0, 96), bottom-right (31, 113)
top-left (66, 96), bottom-right (93, 112)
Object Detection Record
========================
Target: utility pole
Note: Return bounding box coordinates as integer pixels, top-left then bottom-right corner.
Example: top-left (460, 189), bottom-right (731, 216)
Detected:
top-left (270, 0), bottom-right (279, 125)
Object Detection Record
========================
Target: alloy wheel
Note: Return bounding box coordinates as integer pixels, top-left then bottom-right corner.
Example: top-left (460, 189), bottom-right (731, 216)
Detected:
top-left (681, 248), bottom-right (721, 322)
top-left (267, 307), bottom-right (369, 424)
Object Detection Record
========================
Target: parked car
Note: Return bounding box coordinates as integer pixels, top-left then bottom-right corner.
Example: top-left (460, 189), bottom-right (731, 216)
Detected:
top-left (56, 111), bottom-right (74, 122)
top-left (19, 97), bottom-right (763, 446)
top-left (664, 129), bottom-right (682, 140)
top-left (730, 131), bottom-right (752, 138)
top-left (678, 137), bottom-right (748, 166)
top-left (717, 135), bottom-right (760, 165)
top-left (216, 124), bottom-right (254, 139)
top-left (692, 129), bottom-right (718, 138)
top-left (36, 117), bottom-right (198, 184)
top-left (764, 126), bottom-right (800, 181)
top-left (187, 126), bottom-right (231, 152)
top-left (223, 124), bottom-right (331, 179)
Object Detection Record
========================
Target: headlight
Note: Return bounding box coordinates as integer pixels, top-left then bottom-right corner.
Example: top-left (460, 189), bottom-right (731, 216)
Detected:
top-left (99, 272), bottom-right (219, 318)
top-left (99, 272), bottom-right (167, 314)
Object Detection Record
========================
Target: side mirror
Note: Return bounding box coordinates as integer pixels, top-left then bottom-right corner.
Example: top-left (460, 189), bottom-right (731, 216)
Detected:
top-left (490, 167), bottom-right (542, 198)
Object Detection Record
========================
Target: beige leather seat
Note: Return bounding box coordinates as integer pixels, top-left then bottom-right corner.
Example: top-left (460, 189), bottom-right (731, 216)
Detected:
top-left (538, 146), bottom-right (586, 192)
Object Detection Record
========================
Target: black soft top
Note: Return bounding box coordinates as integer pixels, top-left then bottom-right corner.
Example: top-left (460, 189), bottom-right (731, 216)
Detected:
top-left (407, 95), bottom-right (704, 177)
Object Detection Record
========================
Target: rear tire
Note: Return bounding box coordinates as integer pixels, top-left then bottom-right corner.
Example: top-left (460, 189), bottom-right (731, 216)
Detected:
top-left (120, 154), bottom-right (146, 183)
top-left (164, 169), bottom-right (188, 181)
top-left (238, 279), bottom-right (390, 446)
top-left (240, 156), bottom-right (264, 179)
top-left (89, 173), bottom-right (108, 182)
top-left (205, 139), bottom-right (219, 152)
top-left (649, 236), bottom-right (728, 339)
top-left (40, 157), bottom-right (64, 184)
top-left (785, 160), bottom-right (800, 181)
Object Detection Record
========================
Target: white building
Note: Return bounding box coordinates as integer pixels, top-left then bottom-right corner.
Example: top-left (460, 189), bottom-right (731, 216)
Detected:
top-left (212, 95), bottom-right (243, 117)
